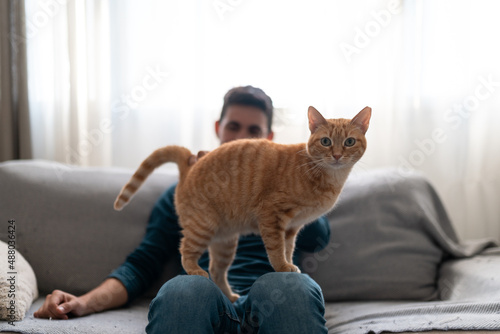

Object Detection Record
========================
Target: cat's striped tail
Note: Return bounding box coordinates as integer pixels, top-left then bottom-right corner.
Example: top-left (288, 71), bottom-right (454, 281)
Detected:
top-left (114, 145), bottom-right (192, 211)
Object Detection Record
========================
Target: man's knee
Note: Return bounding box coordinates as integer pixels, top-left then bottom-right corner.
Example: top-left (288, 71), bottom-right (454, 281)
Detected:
top-left (242, 273), bottom-right (326, 333)
top-left (248, 273), bottom-right (324, 311)
top-left (152, 275), bottom-right (221, 308)
top-left (148, 275), bottom-right (240, 333)
top-left (254, 272), bottom-right (321, 295)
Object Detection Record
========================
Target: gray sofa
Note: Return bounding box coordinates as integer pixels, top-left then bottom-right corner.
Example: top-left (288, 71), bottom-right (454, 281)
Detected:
top-left (1, 159), bottom-right (499, 334)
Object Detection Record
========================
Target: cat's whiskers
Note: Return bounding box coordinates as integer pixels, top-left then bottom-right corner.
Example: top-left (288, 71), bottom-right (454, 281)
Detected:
top-left (295, 150), bottom-right (322, 172)
top-left (296, 149), bottom-right (311, 159)
top-left (296, 150), bottom-right (336, 178)
top-left (296, 159), bottom-right (318, 170)
top-left (303, 159), bottom-right (326, 178)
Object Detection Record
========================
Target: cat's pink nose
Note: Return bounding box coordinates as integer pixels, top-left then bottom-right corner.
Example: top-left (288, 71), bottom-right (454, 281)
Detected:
top-left (333, 154), bottom-right (342, 160)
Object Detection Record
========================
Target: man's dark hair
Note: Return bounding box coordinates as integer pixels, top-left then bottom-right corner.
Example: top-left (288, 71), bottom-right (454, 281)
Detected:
top-left (220, 86), bottom-right (273, 133)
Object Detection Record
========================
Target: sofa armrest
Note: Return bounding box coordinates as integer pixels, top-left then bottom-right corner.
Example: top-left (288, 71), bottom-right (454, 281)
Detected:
top-left (438, 247), bottom-right (500, 301)
top-left (0, 241), bottom-right (38, 322)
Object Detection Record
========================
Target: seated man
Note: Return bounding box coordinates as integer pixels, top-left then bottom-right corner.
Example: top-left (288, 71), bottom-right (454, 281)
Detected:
top-left (34, 86), bottom-right (330, 333)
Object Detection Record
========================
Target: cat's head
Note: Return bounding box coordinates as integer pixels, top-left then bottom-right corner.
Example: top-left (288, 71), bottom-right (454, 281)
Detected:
top-left (306, 106), bottom-right (371, 169)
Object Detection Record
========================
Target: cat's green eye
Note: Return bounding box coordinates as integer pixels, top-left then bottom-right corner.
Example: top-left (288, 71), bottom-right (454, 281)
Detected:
top-left (344, 137), bottom-right (356, 147)
top-left (320, 137), bottom-right (332, 147)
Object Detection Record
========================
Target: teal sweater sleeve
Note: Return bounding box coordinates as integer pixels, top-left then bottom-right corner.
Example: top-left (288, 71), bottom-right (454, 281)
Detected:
top-left (109, 183), bottom-right (331, 302)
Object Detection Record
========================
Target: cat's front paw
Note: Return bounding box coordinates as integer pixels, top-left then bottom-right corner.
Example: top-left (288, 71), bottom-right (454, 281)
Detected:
top-left (189, 269), bottom-right (210, 278)
top-left (278, 263), bottom-right (301, 273)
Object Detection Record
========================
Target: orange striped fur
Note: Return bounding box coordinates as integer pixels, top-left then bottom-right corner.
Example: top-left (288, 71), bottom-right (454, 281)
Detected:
top-left (114, 106), bottom-right (371, 301)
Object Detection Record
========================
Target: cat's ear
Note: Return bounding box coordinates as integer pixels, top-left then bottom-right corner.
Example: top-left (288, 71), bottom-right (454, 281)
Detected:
top-left (308, 106), bottom-right (328, 133)
top-left (350, 106), bottom-right (371, 134)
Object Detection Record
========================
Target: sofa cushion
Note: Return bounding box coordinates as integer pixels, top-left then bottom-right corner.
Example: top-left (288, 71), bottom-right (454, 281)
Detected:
top-left (0, 240), bottom-right (38, 322)
top-left (0, 160), bottom-right (179, 297)
top-left (0, 297), bottom-right (150, 333)
top-left (301, 169), bottom-right (482, 301)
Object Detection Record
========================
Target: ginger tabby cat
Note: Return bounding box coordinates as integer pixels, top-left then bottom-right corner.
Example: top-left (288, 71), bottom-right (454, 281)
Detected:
top-left (114, 106), bottom-right (371, 302)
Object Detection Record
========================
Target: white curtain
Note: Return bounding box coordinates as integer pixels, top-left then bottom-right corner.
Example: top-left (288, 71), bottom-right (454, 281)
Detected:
top-left (386, 1), bottom-right (500, 241)
top-left (25, 0), bottom-right (500, 242)
top-left (25, 0), bottom-right (111, 166)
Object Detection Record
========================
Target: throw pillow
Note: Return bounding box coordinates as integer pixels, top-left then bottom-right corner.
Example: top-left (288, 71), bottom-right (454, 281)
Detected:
top-left (0, 240), bottom-right (38, 322)
top-left (301, 169), bottom-right (446, 301)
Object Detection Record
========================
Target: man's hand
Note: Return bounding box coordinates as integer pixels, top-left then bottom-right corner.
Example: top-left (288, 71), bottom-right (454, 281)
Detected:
top-left (188, 150), bottom-right (210, 166)
top-left (34, 278), bottom-right (128, 320)
top-left (34, 290), bottom-right (89, 320)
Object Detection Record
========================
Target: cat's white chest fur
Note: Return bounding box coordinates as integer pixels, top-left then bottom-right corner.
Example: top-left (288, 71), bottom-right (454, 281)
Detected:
top-left (290, 196), bottom-right (339, 229)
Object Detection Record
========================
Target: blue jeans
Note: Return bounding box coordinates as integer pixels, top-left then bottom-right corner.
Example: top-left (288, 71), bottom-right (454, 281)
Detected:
top-left (146, 272), bottom-right (328, 334)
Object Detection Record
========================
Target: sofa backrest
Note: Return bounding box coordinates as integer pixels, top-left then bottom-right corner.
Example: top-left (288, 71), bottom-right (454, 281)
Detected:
top-left (4, 160), bottom-right (488, 303)
top-left (0, 160), bottom-right (180, 298)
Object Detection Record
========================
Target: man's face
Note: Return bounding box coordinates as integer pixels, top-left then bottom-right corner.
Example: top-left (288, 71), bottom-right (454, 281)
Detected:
top-left (215, 105), bottom-right (274, 145)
